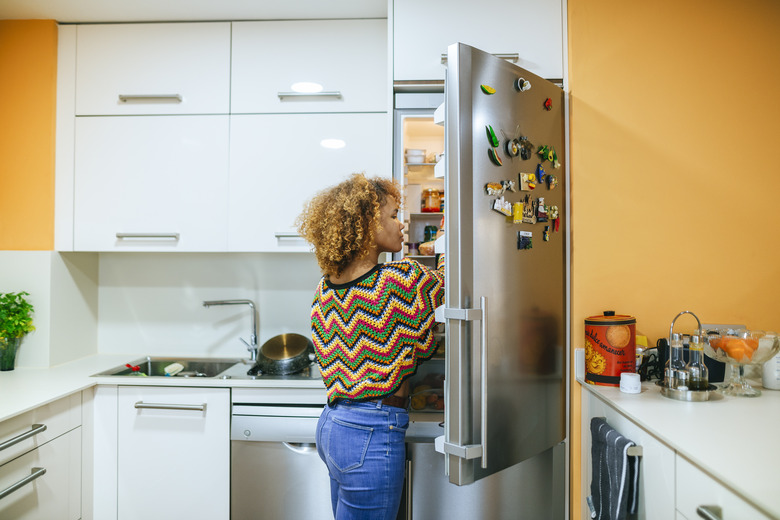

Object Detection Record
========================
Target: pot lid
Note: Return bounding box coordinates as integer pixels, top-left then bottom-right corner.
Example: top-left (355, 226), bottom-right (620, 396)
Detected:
top-left (260, 333), bottom-right (312, 360)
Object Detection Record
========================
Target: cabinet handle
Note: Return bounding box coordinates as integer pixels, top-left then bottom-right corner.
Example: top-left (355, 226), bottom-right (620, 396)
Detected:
top-left (0, 424), bottom-right (47, 453)
top-left (118, 94), bottom-right (183, 103)
top-left (696, 505), bottom-right (723, 520)
top-left (277, 91), bottom-right (342, 99)
top-left (441, 53), bottom-right (519, 64)
top-left (134, 401), bottom-right (206, 412)
top-left (116, 233), bottom-right (180, 240)
top-left (0, 467), bottom-right (47, 500)
top-left (274, 232), bottom-right (303, 239)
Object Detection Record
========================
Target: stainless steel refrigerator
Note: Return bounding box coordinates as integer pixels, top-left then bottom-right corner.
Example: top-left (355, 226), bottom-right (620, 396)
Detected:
top-left (401, 42), bottom-right (568, 519)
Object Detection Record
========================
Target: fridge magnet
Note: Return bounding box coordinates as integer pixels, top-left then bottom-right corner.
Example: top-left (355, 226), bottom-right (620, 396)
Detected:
top-left (514, 78), bottom-right (532, 92)
top-left (480, 84), bottom-right (496, 95)
top-left (485, 182), bottom-right (505, 196)
top-left (548, 205), bottom-right (560, 232)
top-left (543, 226), bottom-right (550, 242)
top-left (500, 126), bottom-right (530, 161)
top-left (512, 201), bottom-right (523, 224)
top-left (488, 147), bottom-right (503, 166)
top-left (519, 137), bottom-right (533, 160)
top-left (486, 125), bottom-right (500, 148)
top-left (517, 231), bottom-right (533, 250)
top-left (492, 196), bottom-right (512, 217)
top-left (522, 195), bottom-right (537, 224)
top-left (536, 197), bottom-right (548, 222)
top-left (519, 173), bottom-right (536, 191)
top-left (535, 163), bottom-right (546, 184)
top-left (544, 97), bottom-right (553, 111)
top-left (537, 145), bottom-right (560, 167)
top-left (546, 174), bottom-right (558, 190)
top-left (502, 179), bottom-right (516, 192)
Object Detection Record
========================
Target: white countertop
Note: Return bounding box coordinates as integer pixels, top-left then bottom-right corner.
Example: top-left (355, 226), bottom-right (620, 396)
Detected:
top-left (579, 376), bottom-right (780, 518)
top-left (0, 354), bottom-right (326, 423)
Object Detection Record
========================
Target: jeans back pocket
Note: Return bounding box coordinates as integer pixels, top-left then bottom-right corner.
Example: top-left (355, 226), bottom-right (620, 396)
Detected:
top-left (327, 418), bottom-right (373, 473)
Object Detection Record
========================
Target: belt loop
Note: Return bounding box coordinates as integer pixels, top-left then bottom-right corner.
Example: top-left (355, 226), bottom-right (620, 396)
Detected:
top-left (375, 400), bottom-right (382, 409)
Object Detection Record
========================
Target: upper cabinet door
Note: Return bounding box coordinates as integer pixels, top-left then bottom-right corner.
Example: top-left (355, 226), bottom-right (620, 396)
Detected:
top-left (231, 20), bottom-right (388, 114)
top-left (229, 113), bottom-right (389, 252)
top-left (73, 116), bottom-right (230, 251)
top-left (75, 23), bottom-right (231, 115)
top-left (393, 0), bottom-right (564, 81)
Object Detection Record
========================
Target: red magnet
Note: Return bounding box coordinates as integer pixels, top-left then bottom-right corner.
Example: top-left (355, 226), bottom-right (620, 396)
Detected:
top-left (544, 98), bottom-right (552, 111)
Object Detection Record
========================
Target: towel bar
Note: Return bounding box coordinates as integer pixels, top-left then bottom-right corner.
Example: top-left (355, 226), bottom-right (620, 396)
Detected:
top-left (595, 417), bottom-right (643, 457)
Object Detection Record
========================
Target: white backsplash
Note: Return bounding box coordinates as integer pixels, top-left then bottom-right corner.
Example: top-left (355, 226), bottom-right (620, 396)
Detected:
top-left (97, 252), bottom-right (321, 359)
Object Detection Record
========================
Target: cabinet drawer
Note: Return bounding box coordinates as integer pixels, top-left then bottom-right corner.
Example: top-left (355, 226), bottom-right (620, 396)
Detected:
top-left (76, 23), bottom-right (231, 115)
top-left (231, 20), bottom-right (387, 114)
top-left (73, 115), bottom-right (230, 251)
top-left (0, 393), bottom-right (81, 467)
top-left (676, 455), bottom-right (771, 520)
top-left (0, 428), bottom-right (81, 520)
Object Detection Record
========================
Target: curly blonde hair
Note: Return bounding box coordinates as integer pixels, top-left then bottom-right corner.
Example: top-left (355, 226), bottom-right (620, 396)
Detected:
top-left (296, 173), bottom-right (401, 278)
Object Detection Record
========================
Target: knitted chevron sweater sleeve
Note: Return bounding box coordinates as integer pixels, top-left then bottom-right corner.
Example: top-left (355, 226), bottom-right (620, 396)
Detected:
top-left (311, 255), bottom-right (445, 403)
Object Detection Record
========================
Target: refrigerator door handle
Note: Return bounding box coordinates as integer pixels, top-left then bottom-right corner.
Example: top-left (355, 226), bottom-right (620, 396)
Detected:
top-left (442, 296), bottom-right (488, 469)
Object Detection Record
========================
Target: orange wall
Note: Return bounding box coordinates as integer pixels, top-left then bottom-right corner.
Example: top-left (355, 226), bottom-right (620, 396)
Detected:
top-left (567, 0), bottom-right (780, 516)
top-left (0, 20), bottom-right (57, 250)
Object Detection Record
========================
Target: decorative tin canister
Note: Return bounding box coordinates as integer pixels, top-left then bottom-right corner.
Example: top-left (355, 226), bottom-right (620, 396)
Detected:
top-left (585, 312), bottom-right (636, 386)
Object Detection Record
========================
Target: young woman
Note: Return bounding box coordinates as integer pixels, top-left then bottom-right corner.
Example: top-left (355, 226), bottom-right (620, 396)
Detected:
top-left (296, 173), bottom-right (444, 519)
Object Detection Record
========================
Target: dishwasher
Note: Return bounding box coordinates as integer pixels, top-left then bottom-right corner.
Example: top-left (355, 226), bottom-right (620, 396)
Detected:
top-left (231, 386), bottom-right (333, 520)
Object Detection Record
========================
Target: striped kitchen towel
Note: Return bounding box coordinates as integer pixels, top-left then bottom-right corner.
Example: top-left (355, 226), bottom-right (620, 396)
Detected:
top-left (588, 417), bottom-right (640, 520)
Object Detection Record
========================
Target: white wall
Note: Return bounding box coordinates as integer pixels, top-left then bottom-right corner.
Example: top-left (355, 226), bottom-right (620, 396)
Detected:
top-left (0, 251), bottom-right (98, 368)
top-left (96, 252), bottom-right (322, 358)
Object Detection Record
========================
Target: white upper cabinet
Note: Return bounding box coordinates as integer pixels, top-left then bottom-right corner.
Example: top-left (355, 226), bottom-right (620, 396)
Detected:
top-left (73, 116), bottom-right (230, 251)
top-left (75, 23), bottom-right (231, 115)
top-left (229, 113), bottom-right (390, 252)
top-left (231, 20), bottom-right (388, 114)
top-left (393, 0), bottom-right (564, 81)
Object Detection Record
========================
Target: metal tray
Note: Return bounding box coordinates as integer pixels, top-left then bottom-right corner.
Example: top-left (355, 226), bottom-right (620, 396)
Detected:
top-left (656, 380), bottom-right (718, 402)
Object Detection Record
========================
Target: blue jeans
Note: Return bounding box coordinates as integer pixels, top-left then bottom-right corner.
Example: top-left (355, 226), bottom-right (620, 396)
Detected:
top-left (316, 400), bottom-right (409, 520)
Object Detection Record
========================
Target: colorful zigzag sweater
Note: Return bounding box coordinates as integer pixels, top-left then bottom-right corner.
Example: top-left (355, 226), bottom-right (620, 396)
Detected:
top-left (311, 255), bottom-right (444, 404)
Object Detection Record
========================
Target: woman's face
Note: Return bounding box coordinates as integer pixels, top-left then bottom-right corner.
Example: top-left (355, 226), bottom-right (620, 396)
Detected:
top-left (374, 196), bottom-right (405, 254)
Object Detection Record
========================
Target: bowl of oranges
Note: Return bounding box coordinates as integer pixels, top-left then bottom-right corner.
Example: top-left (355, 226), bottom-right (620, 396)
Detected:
top-left (704, 329), bottom-right (779, 397)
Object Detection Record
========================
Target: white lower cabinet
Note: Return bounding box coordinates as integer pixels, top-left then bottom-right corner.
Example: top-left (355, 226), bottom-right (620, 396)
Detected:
top-left (0, 394), bottom-right (82, 520)
top-left (73, 115), bottom-right (230, 251)
top-left (581, 390), bottom-right (676, 520)
top-left (116, 386), bottom-right (230, 520)
top-left (228, 113), bottom-right (390, 252)
top-left (676, 455), bottom-right (771, 520)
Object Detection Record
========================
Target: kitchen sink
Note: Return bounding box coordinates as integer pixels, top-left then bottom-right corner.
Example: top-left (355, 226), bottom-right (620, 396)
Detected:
top-left (91, 356), bottom-right (245, 378)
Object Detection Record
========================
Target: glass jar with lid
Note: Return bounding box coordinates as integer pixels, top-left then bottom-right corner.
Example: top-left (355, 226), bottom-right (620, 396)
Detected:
top-left (422, 189), bottom-right (441, 212)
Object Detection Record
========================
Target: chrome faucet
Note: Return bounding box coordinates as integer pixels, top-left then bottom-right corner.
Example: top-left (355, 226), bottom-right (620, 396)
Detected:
top-left (203, 299), bottom-right (259, 361)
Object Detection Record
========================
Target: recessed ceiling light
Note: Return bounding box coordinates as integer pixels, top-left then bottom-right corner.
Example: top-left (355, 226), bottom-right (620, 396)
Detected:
top-left (320, 139), bottom-right (346, 149)
top-left (291, 82), bottom-right (324, 93)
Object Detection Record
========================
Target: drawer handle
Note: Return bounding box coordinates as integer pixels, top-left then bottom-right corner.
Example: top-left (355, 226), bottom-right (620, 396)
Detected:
top-left (696, 505), bottom-right (723, 520)
top-left (441, 53), bottom-right (519, 64)
top-left (0, 424), bottom-right (47, 453)
top-left (118, 94), bottom-right (183, 103)
top-left (277, 91), bottom-right (342, 99)
top-left (0, 467), bottom-right (47, 500)
top-left (116, 233), bottom-right (180, 240)
top-left (134, 401), bottom-right (206, 412)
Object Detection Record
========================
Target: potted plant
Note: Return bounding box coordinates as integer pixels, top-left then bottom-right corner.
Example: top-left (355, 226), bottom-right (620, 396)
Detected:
top-left (0, 291), bottom-right (35, 371)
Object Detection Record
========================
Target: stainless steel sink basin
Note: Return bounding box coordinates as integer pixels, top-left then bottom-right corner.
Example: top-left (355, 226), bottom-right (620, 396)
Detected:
top-left (92, 356), bottom-right (245, 378)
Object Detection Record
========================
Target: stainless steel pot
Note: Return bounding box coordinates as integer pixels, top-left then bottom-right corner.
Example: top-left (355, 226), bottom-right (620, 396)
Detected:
top-left (248, 333), bottom-right (315, 376)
